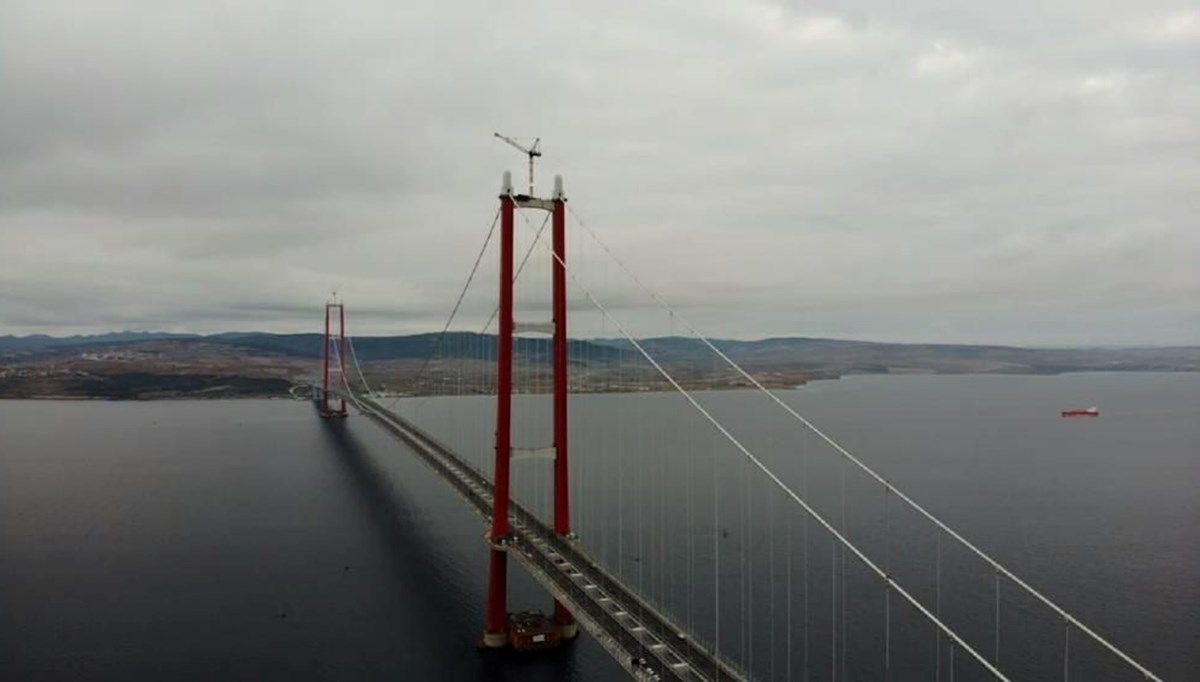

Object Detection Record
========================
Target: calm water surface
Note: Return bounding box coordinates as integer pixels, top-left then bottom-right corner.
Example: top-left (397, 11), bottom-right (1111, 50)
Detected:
top-left (1, 373), bottom-right (1196, 680)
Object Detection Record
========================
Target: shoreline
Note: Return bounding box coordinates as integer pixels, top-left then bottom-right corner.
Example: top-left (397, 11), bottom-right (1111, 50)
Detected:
top-left (3, 367), bottom-right (1196, 402)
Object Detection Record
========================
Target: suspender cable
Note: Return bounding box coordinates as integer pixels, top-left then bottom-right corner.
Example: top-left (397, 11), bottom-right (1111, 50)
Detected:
top-left (786, 484), bottom-right (793, 682)
top-left (886, 582), bottom-right (892, 677)
top-left (803, 434), bottom-right (810, 682)
top-left (690, 414), bottom-right (698, 633)
top-left (741, 437), bottom-right (749, 669)
top-left (638, 384), bottom-right (645, 620)
top-left (995, 570), bottom-right (1001, 665)
top-left (769, 480), bottom-right (776, 681)
top-left (950, 642), bottom-right (956, 682)
top-left (832, 536), bottom-right (838, 682)
top-left (713, 382), bottom-right (722, 682)
top-left (936, 531), bottom-right (942, 682)
top-left (885, 486), bottom-right (892, 676)
top-left (1064, 622), bottom-right (1071, 682)
top-left (841, 456), bottom-right (848, 681)
top-left (660, 379), bottom-right (668, 619)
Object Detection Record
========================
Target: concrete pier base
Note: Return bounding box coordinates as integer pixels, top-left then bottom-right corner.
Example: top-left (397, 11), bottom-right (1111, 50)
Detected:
top-left (479, 630), bottom-right (508, 648)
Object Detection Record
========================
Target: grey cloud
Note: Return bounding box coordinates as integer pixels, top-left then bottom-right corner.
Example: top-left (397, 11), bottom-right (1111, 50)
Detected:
top-left (0, 0), bottom-right (1196, 344)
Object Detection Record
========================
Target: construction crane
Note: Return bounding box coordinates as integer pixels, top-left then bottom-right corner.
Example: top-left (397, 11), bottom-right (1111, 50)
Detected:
top-left (493, 132), bottom-right (541, 196)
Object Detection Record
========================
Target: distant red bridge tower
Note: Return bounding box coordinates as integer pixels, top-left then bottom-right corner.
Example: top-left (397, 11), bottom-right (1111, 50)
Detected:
top-left (320, 301), bottom-right (348, 418)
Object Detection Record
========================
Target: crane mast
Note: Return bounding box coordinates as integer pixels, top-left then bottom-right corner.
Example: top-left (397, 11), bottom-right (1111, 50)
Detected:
top-left (493, 132), bottom-right (542, 196)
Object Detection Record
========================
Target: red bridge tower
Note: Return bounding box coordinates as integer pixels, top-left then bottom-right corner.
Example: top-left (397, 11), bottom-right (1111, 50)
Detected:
top-left (320, 301), bottom-right (348, 418)
top-left (481, 171), bottom-right (576, 647)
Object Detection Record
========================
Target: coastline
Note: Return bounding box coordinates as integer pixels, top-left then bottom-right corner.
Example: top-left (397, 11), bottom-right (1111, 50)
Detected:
top-left (3, 366), bottom-right (1196, 402)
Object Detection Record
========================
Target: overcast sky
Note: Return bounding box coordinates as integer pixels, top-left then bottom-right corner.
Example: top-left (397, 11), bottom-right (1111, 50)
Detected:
top-left (1, 1), bottom-right (1196, 345)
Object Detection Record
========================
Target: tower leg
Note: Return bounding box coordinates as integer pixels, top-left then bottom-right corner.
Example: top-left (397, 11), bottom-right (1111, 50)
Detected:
top-left (322, 303), bottom-right (331, 415)
top-left (337, 303), bottom-right (348, 416)
top-left (483, 178), bottom-right (516, 646)
top-left (481, 548), bottom-right (509, 647)
top-left (554, 600), bottom-right (578, 639)
top-left (551, 179), bottom-right (575, 637)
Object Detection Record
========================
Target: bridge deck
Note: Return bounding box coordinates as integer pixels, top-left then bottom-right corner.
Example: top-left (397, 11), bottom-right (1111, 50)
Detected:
top-left (351, 395), bottom-right (746, 682)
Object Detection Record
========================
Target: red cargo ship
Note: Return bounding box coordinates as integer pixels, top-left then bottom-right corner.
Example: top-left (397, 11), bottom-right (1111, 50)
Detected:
top-left (1061, 406), bottom-right (1099, 417)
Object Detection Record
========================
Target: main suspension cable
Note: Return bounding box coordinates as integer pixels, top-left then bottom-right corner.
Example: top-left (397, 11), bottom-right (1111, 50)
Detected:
top-left (344, 334), bottom-right (374, 396)
top-left (566, 205), bottom-right (1164, 682)
top-left (410, 208), bottom-right (500, 397)
top-left (517, 209), bottom-right (1012, 681)
top-left (480, 210), bottom-right (551, 335)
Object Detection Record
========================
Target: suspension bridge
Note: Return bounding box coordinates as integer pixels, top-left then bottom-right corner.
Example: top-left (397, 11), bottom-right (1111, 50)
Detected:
top-left (309, 170), bottom-right (1165, 681)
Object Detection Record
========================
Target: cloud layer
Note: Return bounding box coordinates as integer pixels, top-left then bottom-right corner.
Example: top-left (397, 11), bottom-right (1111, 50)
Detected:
top-left (1, 0), bottom-right (1196, 344)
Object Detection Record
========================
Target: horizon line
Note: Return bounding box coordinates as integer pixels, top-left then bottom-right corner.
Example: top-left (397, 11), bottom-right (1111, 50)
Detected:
top-left (2, 329), bottom-right (1198, 351)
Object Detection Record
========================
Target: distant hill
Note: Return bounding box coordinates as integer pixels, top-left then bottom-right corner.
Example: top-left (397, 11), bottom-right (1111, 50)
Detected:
top-left (206, 331), bottom-right (625, 363)
top-left (3, 331), bottom-right (1197, 375)
top-left (0, 330), bottom-right (625, 363)
top-left (2, 330), bottom-right (1196, 400)
top-left (0, 331), bottom-right (199, 353)
top-left (592, 336), bottom-right (1200, 374)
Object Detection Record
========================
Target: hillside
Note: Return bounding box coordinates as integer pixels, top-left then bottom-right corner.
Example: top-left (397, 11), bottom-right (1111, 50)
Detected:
top-left (592, 336), bottom-right (1200, 375)
top-left (0, 332), bottom-right (1195, 399)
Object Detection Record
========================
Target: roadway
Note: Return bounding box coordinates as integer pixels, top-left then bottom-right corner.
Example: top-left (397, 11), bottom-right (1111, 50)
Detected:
top-left (345, 392), bottom-right (748, 682)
